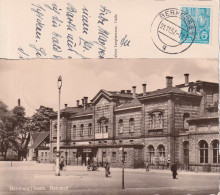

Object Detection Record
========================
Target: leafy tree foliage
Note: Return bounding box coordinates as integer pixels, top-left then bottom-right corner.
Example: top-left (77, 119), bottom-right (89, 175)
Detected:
top-left (28, 106), bottom-right (56, 132)
top-left (10, 106), bottom-right (29, 160)
top-left (0, 101), bottom-right (14, 160)
top-left (0, 102), bottom-right (55, 160)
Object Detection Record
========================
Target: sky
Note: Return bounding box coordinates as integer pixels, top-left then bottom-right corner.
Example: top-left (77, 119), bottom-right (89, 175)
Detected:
top-left (0, 58), bottom-right (218, 116)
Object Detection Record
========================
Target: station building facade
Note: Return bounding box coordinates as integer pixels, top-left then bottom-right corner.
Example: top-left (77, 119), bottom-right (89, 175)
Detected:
top-left (48, 74), bottom-right (219, 171)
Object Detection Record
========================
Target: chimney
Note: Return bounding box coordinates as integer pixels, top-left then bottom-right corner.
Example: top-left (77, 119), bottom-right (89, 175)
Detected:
top-left (81, 98), bottom-right (84, 107)
top-left (18, 99), bottom-right (21, 107)
top-left (132, 86), bottom-right (136, 98)
top-left (184, 73), bottom-right (189, 85)
top-left (166, 76), bottom-right (173, 88)
top-left (76, 100), bottom-right (80, 107)
top-left (142, 83), bottom-right (146, 96)
top-left (84, 97), bottom-right (88, 109)
top-left (64, 104), bottom-right (68, 108)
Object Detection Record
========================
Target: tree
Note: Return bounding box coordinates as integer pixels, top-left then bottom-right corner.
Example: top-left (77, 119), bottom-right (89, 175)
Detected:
top-left (0, 101), bottom-right (14, 160)
top-left (28, 106), bottom-right (56, 132)
top-left (10, 106), bottom-right (29, 161)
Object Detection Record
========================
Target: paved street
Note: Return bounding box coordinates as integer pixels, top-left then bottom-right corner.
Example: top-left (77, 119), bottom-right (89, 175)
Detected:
top-left (0, 162), bottom-right (219, 195)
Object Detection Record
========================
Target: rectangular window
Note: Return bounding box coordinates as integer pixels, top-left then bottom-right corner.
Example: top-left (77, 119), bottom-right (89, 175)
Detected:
top-left (41, 152), bottom-right (44, 157)
top-left (73, 152), bottom-right (76, 161)
top-left (213, 149), bottom-right (219, 163)
top-left (103, 152), bottom-right (106, 158)
top-left (213, 93), bottom-right (218, 104)
top-left (45, 152), bottom-right (47, 157)
top-left (112, 152), bottom-right (116, 162)
top-left (200, 149), bottom-right (208, 163)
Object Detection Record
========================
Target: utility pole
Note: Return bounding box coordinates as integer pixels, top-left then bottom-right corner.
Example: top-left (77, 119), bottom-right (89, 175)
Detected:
top-left (55, 76), bottom-right (62, 176)
top-left (122, 147), bottom-right (125, 189)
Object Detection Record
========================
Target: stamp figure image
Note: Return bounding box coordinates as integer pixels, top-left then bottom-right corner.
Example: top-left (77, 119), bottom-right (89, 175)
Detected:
top-left (151, 8), bottom-right (196, 54)
top-left (181, 7), bottom-right (210, 44)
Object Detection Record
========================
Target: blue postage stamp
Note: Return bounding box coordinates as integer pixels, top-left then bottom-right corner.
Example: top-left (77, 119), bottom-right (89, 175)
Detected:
top-left (181, 7), bottom-right (210, 44)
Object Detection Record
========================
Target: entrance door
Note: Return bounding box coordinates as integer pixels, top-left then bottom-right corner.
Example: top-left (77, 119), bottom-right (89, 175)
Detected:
top-left (82, 153), bottom-right (86, 166)
top-left (183, 141), bottom-right (189, 164)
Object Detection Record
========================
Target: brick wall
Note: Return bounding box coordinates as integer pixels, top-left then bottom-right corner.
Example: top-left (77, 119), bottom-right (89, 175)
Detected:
top-left (144, 98), bottom-right (169, 135)
top-left (115, 108), bottom-right (142, 139)
top-left (144, 137), bottom-right (168, 164)
top-left (174, 97), bottom-right (200, 133)
top-left (94, 98), bottom-right (114, 139)
top-left (71, 116), bottom-right (93, 141)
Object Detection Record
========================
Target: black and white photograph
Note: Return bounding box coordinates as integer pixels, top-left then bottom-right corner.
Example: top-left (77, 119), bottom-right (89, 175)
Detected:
top-left (0, 58), bottom-right (219, 195)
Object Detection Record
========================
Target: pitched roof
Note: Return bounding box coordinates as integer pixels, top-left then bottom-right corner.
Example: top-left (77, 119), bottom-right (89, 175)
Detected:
top-left (31, 131), bottom-right (50, 149)
top-left (91, 89), bottom-right (134, 103)
top-left (176, 80), bottom-right (219, 88)
top-left (116, 98), bottom-right (141, 110)
top-left (140, 87), bottom-right (201, 100)
top-left (74, 106), bottom-right (93, 116)
top-left (61, 106), bottom-right (82, 113)
top-left (107, 91), bottom-right (134, 98)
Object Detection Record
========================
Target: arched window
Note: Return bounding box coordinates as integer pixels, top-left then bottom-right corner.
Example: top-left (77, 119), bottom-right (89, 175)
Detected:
top-left (129, 118), bottom-right (135, 133)
top-left (158, 145), bottom-right (165, 157)
top-left (212, 140), bottom-right (219, 164)
top-left (119, 119), bottom-right (123, 134)
top-left (183, 141), bottom-right (189, 164)
top-left (80, 124), bottom-right (84, 137)
top-left (88, 123), bottom-right (92, 136)
top-left (183, 113), bottom-right (190, 130)
top-left (158, 145), bottom-right (165, 163)
top-left (148, 145), bottom-right (155, 164)
top-left (149, 112), bottom-right (164, 129)
top-left (159, 113), bottom-right (163, 128)
top-left (199, 140), bottom-right (208, 163)
top-left (72, 125), bottom-right (76, 138)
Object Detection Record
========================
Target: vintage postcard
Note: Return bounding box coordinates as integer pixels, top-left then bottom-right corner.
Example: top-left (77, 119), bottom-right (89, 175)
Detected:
top-left (0, 0), bottom-right (219, 194)
top-left (0, 58), bottom-right (219, 195)
top-left (0, 0), bottom-right (219, 59)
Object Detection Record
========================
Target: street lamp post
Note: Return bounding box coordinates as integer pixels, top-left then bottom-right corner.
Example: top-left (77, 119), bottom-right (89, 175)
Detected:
top-left (122, 147), bottom-right (125, 189)
top-left (56, 76), bottom-right (62, 176)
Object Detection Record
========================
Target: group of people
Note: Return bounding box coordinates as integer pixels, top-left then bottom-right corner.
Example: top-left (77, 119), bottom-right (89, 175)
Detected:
top-left (59, 156), bottom-right (177, 179)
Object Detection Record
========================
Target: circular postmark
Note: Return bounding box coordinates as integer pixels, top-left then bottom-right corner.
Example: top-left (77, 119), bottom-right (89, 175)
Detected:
top-left (151, 8), bottom-right (196, 54)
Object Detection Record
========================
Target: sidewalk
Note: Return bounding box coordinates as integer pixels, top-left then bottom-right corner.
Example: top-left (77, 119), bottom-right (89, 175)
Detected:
top-left (0, 161), bottom-right (218, 176)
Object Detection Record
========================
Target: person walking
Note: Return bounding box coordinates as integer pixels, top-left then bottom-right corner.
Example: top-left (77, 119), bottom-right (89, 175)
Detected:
top-left (171, 163), bottom-right (178, 179)
top-left (167, 155), bottom-right (170, 168)
top-left (104, 161), bottom-right (110, 177)
top-left (145, 161), bottom-right (149, 172)
top-left (59, 156), bottom-right (65, 171)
